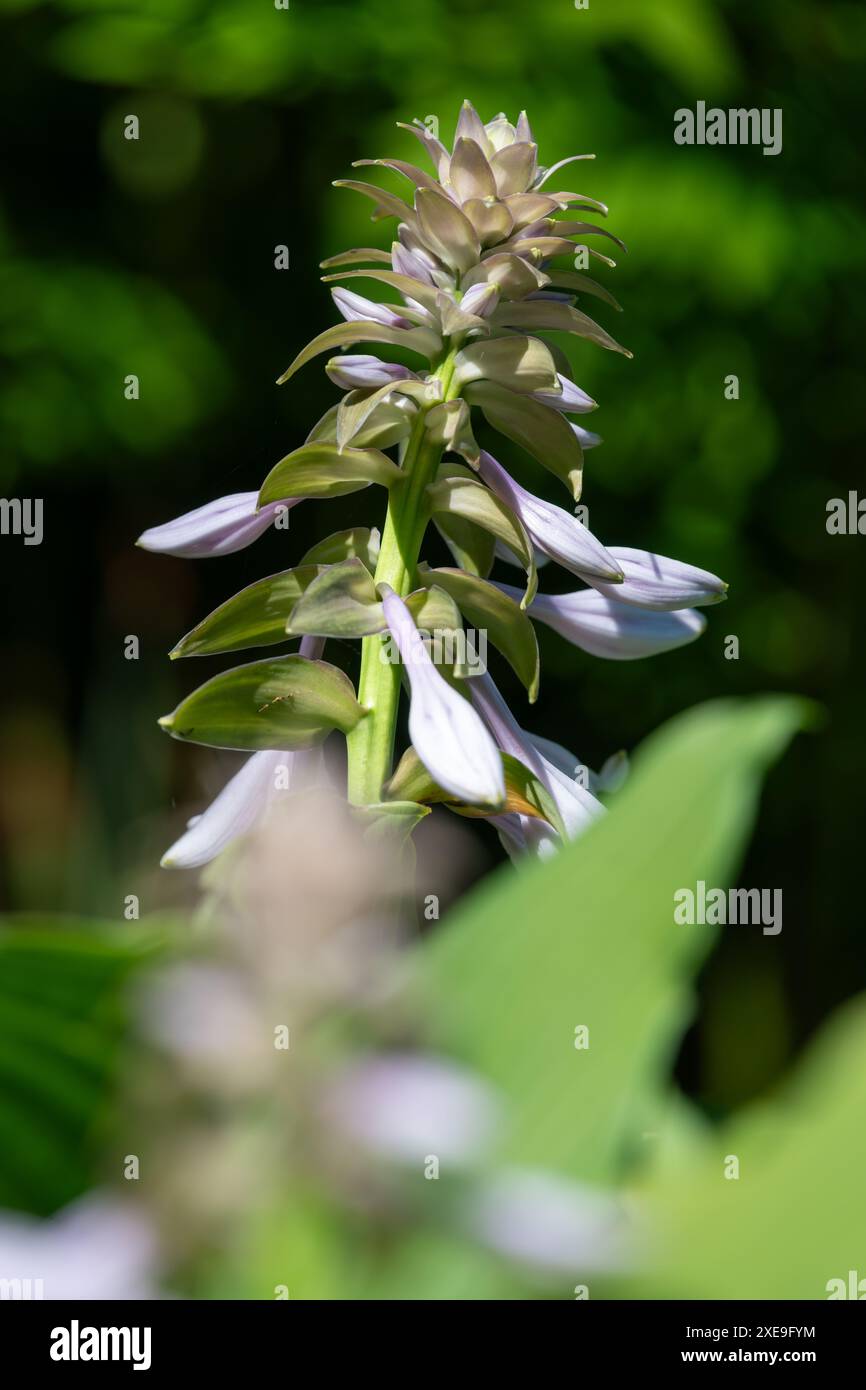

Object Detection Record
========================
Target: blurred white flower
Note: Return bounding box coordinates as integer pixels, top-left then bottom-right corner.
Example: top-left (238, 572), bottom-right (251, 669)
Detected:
top-left (465, 1169), bottom-right (632, 1276)
top-left (323, 1053), bottom-right (501, 1166)
top-left (0, 1195), bottom-right (159, 1300)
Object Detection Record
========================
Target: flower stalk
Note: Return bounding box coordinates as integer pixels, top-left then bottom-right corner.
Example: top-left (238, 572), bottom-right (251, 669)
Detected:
top-left (139, 101), bottom-right (728, 869)
top-left (348, 347), bottom-right (463, 803)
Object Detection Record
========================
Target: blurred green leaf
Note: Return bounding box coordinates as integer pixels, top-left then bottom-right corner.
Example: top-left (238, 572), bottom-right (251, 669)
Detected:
top-left (0, 920), bottom-right (161, 1215)
top-left (625, 997), bottom-right (866, 1298)
top-left (422, 696), bottom-right (809, 1184)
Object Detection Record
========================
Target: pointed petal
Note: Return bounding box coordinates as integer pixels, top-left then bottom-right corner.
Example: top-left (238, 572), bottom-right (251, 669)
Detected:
top-left (515, 587), bottom-right (708, 659)
top-left (462, 197), bottom-right (515, 247)
top-left (397, 121), bottom-right (451, 180)
top-left (448, 137), bottom-right (498, 202)
top-left (381, 588), bottom-right (505, 809)
top-left (415, 187), bottom-right (481, 275)
top-left (484, 114), bottom-right (517, 151)
top-left (489, 142), bottom-right (538, 196)
top-left (454, 100), bottom-right (492, 156)
top-left (161, 749), bottom-right (292, 869)
top-left (590, 548), bottom-right (729, 610)
top-left (137, 493), bottom-right (300, 559)
top-left (331, 287), bottom-right (412, 329)
top-left (477, 451), bottom-right (621, 582)
top-left (469, 672), bottom-right (603, 842)
top-left (391, 240), bottom-right (437, 285)
top-left (515, 111), bottom-right (533, 143)
top-left (533, 374), bottom-right (597, 414)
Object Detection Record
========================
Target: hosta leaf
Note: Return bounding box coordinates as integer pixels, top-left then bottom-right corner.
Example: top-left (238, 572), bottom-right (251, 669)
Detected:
top-left (300, 527), bottom-right (381, 570)
top-left (418, 565), bottom-right (540, 702)
top-left (625, 999), bottom-right (866, 1299)
top-left (287, 558), bottom-right (380, 638)
top-left (159, 655), bottom-right (366, 752)
top-left (453, 335), bottom-right (558, 393)
top-left (0, 922), bottom-right (162, 1215)
top-left (258, 443), bottom-right (404, 508)
top-left (421, 696), bottom-right (808, 1184)
top-left (171, 566), bottom-right (321, 658)
top-left (277, 320), bottom-right (439, 385)
top-left (464, 380), bottom-right (584, 498)
top-left (427, 467), bottom-right (537, 606)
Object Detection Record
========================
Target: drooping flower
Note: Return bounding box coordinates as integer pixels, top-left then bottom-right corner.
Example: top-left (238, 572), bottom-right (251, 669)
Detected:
top-left (476, 450), bottom-right (623, 583)
top-left (495, 582), bottom-right (708, 660)
top-left (469, 670), bottom-right (606, 859)
top-left (137, 492), bottom-right (300, 558)
top-left (380, 587), bottom-right (505, 809)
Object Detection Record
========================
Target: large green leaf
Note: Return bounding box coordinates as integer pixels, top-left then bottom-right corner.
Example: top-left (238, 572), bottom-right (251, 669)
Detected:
top-left (159, 654), bottom-right (366, 751)
top-left (171, 567), bottom-right (321, 658)
top-left (258, 443), bottom-right (404, 507)
top-left (622, 997), bottom-right (866, 1299)
top-left (420, 697), bottom-right (808, 1183)
top-left (0, 921), bottom-right (162, 1215)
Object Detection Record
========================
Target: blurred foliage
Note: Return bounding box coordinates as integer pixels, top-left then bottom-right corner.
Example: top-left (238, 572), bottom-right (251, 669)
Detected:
top-left (0, 0), bottom-right (864, 1140)
top-left (8, 695), bottom-right (861, 1301)
top-left (0, 919), bottom-right (164, 1215)
top-left (424, 697), bottom-right (810, 1186)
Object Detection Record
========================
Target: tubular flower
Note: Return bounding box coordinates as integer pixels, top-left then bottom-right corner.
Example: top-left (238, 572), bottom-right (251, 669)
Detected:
top-left (141, 101), bottom-right (726, 866)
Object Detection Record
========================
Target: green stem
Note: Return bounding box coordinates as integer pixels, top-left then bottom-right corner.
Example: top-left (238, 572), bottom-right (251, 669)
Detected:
top-left (345, 347), bottom-right (461, 805)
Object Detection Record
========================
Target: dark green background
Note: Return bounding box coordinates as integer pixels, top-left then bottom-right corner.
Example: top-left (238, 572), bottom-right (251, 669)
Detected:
top-left (1, 0), bottom-right (864, 1115)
